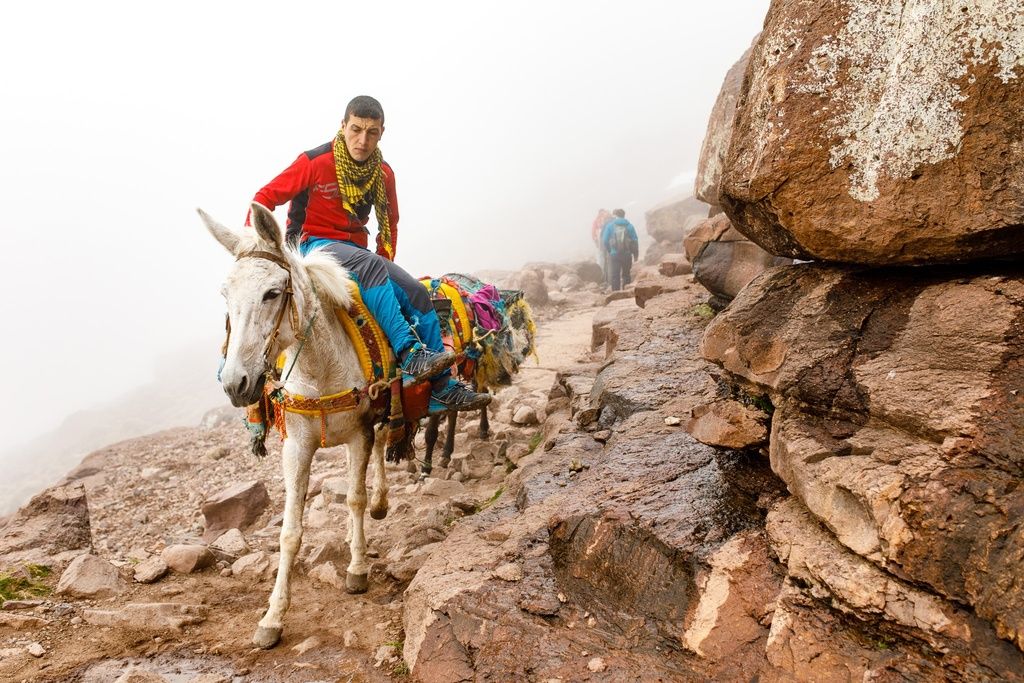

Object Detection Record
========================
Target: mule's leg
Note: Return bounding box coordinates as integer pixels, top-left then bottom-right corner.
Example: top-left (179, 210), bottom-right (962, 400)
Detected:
top-left (477, 381), bottom-right (491, 440)
top-left (479, 405), bottom-right (491, 440)
top-left (345, 425), bottom-right (373, 594)
top-left (368, 427), bottom-right (389, 520)
top-left (440, 411), bottom-right (457, 468)
top-left (253, 436), bottom-right (315, 649)
top-left (423, 415), bottom-right (439, 477)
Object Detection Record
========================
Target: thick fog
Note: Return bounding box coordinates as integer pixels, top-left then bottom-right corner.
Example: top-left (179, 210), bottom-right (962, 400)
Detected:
top-left (0, 2), bottom-right (767, 464)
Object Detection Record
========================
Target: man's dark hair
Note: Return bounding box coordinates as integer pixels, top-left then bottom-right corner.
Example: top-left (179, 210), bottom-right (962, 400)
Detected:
top-left (612, 208), bottom-right (625, 218)
top-left (344, 95), bottom-right (385, 124)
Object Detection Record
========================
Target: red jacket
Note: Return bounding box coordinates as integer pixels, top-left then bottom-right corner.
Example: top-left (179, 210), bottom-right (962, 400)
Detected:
top-left (249, 141), bottom-right (400, 259)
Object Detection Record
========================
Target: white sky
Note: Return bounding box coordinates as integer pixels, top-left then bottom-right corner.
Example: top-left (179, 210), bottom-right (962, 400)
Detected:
top-left (0, 1), bottom-right (767, 451)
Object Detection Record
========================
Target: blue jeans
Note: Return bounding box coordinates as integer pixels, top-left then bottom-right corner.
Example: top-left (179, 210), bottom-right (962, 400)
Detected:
top-left (608, 252), bottom-right (632, 291)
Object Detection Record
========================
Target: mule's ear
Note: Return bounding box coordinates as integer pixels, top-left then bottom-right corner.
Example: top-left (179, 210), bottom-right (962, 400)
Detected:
top-left (250, 202), bottom-right (283, 252)
top-left (198, 208), bottom-right (241, 255)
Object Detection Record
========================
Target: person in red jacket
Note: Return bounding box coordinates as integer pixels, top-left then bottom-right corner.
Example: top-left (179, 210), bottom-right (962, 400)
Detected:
top-left (247, 95), bottom-right (489, 412)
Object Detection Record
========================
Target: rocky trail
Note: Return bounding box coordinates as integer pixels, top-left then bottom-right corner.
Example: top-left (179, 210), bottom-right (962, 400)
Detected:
top-left (0, 268), bottom-right (618, 683)
top-left (3, 245), bottom-right (1023, 681)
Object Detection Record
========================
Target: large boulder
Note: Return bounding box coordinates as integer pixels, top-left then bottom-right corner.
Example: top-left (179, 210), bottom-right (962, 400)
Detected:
top-left (570, 260), bottom-right (604, 285)
top-left (695, 40), bottom-right (755, 207)
top-left (687, 215), bottom-right (792, 300)
top-left (684, 214), bottom-right (730, 263)
top-left (721, 1), bottom-right (1024, 265)
top-left (701, 263), bottom-right (1024, 652)
top-left (55, 554), bottom-right (127, 599)
top-left (0, 483), bottom-right (92, 567)
top-left (508, 269), bottom-right (549, 307)
top-left (200, 480), bottom-right (270, 541)
top-left (643, 194), bottom-right (708, 244)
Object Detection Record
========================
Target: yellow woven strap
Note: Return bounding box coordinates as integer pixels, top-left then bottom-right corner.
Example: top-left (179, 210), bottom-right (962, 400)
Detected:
top-left (335, 282), bottom-right (395, 384)
top-left (272, 387), bottom-right (361, 448)
top-left (279, 388), bottom-right (360, 416)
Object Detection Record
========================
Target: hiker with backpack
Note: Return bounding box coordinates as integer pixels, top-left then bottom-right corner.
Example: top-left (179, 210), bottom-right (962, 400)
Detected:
top-left (601, 208), bottom-right (639, 291)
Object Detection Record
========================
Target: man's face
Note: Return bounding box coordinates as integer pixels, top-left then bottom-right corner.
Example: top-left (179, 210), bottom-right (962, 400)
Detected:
top-left (342, 115), bottom-right (384, 162)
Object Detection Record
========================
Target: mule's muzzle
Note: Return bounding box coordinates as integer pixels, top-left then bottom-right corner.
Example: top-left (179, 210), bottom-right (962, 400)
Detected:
top-left (225, 372), bottom-right (267, 408)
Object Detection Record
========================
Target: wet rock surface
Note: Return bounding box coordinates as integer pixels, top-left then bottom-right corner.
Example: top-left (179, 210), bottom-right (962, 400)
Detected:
top-left (684, 214), bottom-right (792, 301)
top-left (404, 276), bottom-right (788, 681)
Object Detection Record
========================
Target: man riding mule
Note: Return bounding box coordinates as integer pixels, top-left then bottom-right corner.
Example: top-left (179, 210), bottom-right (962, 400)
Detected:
top-left (203, 203), bottom-right (419, 648)
top-left (247, 95), bottom-right (488, 412)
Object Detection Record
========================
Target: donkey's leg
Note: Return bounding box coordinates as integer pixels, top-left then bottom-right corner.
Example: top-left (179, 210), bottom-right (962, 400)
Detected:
top-left (253, 436), bottom-right (315, 649)
top-left (345, 425), bottom-right (373, 594)
top-left (440, 412), bottom-right (457, 468)
top-left (368, 427), bottom-right (389, 520)
top-left (423, 415), bottom-right (439, 477)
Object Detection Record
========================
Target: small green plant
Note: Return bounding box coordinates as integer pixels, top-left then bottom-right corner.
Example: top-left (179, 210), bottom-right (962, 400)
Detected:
top-left (750, 393), bottom-right (775, 415)
top-left (0, 565), bottom-right (52, 604)
top-left (691, 303), bottom-right (715, 320)
top-left (526, 432), bottom-right (544, 454)
top-left (477, 486), bottom-right (505, 512)
top-left (382, 639), bottom-right (410, 676)
top-left (24, 564), bottom-right (52, 579)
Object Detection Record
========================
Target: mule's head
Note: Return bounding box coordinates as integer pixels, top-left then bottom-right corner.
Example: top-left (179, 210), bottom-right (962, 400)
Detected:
top-left (199, 203), bottom-right (309, 407)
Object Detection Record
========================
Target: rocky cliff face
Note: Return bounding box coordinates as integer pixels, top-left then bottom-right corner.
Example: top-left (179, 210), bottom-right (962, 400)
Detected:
top-left (685, 1), bottom-right (1024, 679)
top-left (702, 265), bottom-right (1024, 675)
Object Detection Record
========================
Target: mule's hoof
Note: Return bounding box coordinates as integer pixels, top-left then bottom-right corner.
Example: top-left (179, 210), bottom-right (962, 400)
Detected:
top-left (479, 430), bottom-right (490, 440)
top-left (252, 625), bottom-right (282, 649)
top-left (439, 458), bottom-right (451, 470)
top-left (369, 506), bottom-right (388, 520)
top-left (346, 572), bottom-right (369, 594)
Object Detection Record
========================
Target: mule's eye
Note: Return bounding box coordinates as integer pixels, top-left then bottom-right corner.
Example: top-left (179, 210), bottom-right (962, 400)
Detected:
top-left (263, 289), bottom-right (281, 302)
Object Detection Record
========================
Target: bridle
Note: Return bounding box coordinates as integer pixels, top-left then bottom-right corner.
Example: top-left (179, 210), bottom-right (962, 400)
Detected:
top-left (222, 249), bottom-right (308, 376)
top-left (222, 248), bottom-right (377, 448)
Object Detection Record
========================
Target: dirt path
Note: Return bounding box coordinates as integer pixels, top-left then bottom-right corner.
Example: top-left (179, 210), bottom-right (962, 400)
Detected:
top-left (0, 301), bottom-right (601, 683)
top-left (518, 306), bottom-right (596, 392)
